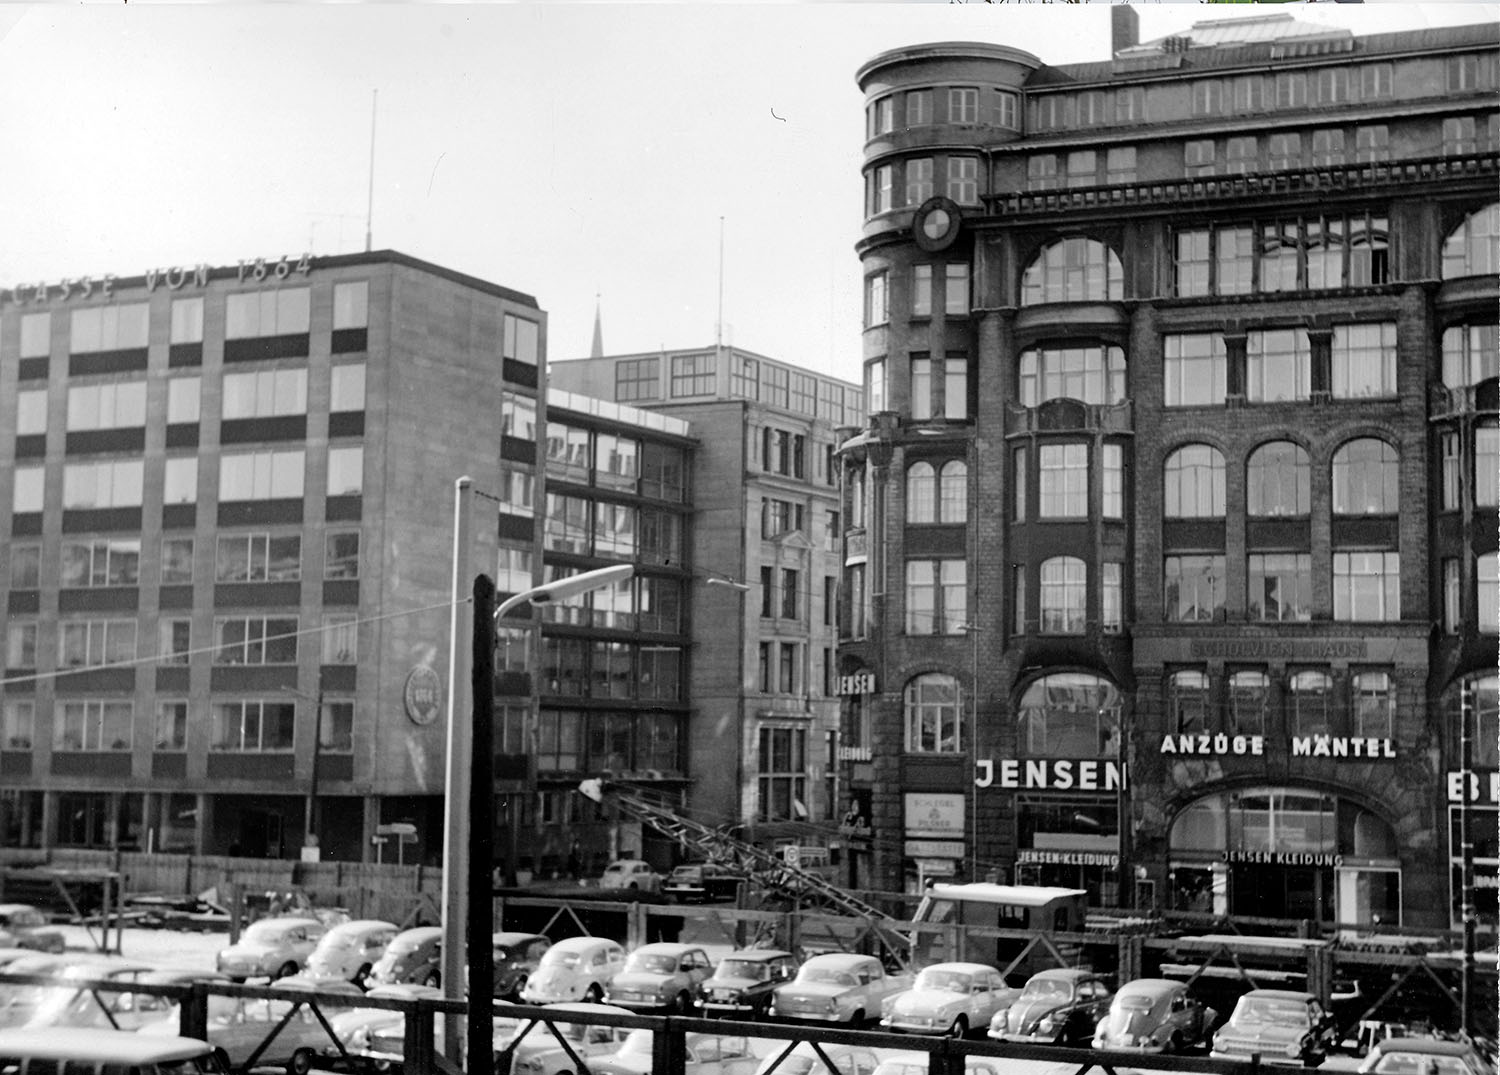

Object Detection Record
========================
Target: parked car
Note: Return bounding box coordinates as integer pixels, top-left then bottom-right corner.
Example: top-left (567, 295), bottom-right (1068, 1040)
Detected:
top-left (324, 982), bottom-right (443, 1068)
top-left (495, 1001), bottom-right (633, 1075)
top-left (0, 1026), bottom-right (230, 1073)
top-left (751, 1041), bottom-right (881, 1075)
top-left (664, 862), bottom-right (742, 902)
top-left (880, 961), bottom-right (1019, 1038)
top-left (368, 925), bottom-right (443, 988)
top-left (987, 967), bottom-right (1113, 1045)
top-left (1357, 1036), bottom-right (1497, 1075)
top-left (695, 948), bottom-right (799, 1020)
top-left (592, 1028), bottom-right (760, 1075)
top-left (605, 942), bottom-right (714, 1013)
top-left (34, 966), bottom-right (231, 1032)
top-left (140, 984), bottom-right (363, 1075)
top-left (769, 953), bottom-right (915, 1026)
top-left (519, 936), bottom-right (627, 1004)
top-left (491, 931), bottom-right (552, 999)
top-left (303, 919), bottom-right (398, 986)
top-left (0, 949), bottom-right (38, 971)
top-left (0, 953), bottom-right (76, 1029)
top-left (873, 1051), bottom-right (1007, 1075)
top-left (215, 916), bottom-right (328, 981)
top-left (1092, 977), bottom-right (1216, 1054)
top-left (0, 905), bottom-right (64, 955)
top-left (598, 859), bottom-right (664, 894)
top-left (1211, 988), bottom-right (1336, 1067)
top-left (18, 956), bottom-right (156, 1031)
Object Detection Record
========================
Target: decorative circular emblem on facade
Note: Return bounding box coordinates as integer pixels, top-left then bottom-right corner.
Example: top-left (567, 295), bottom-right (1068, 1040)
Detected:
top-left (913, 196), bottom-right (962, 252)
top-left (403, 666), bottom-right (443, 726)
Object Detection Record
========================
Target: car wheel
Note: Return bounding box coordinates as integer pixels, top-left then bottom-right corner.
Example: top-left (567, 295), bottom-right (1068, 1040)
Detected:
top-left (948, 1015), bottom-right (968, 1039)
top-left (421, 969), bottom-right (440, 988)
top-left (1168, 1032), bottom-right (1185, 1054)
top-left (585, 983), bottom-right (604, 1003)
top-left (627, 881), bottom-right (638, 891)
top-left (274, 961), bottom-right (298, 981)
top-left (674, 991), bottom-right (692, 1015)
top-left (850, 1008), bottom-right (866, 1027)
top-left (286, 1046), bottom-right (315, 1075)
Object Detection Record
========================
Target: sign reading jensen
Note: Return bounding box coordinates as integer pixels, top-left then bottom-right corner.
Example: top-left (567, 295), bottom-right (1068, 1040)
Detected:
top-left (992, 759), bottom-right (1123, 792)
top-left (403, 666), bottom-right (443, 726)
top-left (838, 672), bottom-right (877, 696)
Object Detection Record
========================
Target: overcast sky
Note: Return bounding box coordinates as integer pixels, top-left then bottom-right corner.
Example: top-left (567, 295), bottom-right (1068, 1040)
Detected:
top-left (0, 2), bottom-right (1493, 387)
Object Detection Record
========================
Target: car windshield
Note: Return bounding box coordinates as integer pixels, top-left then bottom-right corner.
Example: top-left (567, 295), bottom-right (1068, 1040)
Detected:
top-left (718, 960), bottom-right (770, 981)
top-left (540, 949), bottom-right (581, 968)
top-left (1233, 998), bottom-right (1310, 1026)
top-left (671, 868), bottom-right (701, 880)
top-left (1374, 1055), bottom-right (1474, 1075)
top-left (916, 970), bottom-right (973, 993)
top-left (800, 968), bottom-right (857, 986)
top-left (1021, 978), bottom-right (1071, 1001)
top-left (242, 922), bottom-right (288, 943)
top-left (626, 953), bottom-right (678, 974)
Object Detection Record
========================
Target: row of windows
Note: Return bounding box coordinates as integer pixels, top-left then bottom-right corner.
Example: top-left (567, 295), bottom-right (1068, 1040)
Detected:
top-left (16, 364), bottom-right (366, 434)
top-left (526, 708), bottom-right (681, 776)
top-left (1162, 437), bottom-right (1414, 518)
top-left (1163, 551), bottom-right (1408, 623)
top-left (866, 85), bottom-right (1020, 140)
top-left (0, 697), bottom-right (354, 754)
top-left (5, 613), bottom-right (359, 670)
top-left (11, 445), bottom-right (364, 512)
top-left (504, 398), bottom-right (688, 503)
top-left (536, 639), bottom-right (683, 702)
top-left (1167, 668), bottom-right (1391, 742)
top-left (610, 352), bottom-right (862, 426)
top-left (540, 494), bottom-right (683, 563)
top-left (10, 532), bottom-right (359, 590)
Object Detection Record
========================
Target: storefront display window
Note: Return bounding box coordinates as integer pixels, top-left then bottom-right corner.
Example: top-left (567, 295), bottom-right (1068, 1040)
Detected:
top-left (1016, 796), bottom-right (1120, 906)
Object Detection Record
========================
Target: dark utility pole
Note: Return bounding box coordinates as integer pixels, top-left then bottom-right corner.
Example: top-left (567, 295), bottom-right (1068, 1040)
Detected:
top-left (1460, 682), bottom-right (1475, 1032)
top-left (468, 573), bottom-right (497, 1072)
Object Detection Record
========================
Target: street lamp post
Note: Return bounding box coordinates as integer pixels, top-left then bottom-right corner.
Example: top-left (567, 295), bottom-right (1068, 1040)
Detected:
top-left (443, 560), bottom-right (635, 1071)
top-left (280, 680), bottom-right (325, 861)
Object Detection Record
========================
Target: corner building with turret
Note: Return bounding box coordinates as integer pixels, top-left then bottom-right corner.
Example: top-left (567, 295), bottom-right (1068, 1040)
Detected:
top-left (839, 9), bottom-right (1498, 931)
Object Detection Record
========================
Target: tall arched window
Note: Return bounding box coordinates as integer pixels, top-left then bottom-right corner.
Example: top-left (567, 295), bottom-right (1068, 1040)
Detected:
top-left (1441, 202), bottom-right (1500, 279)
top-left (1289, 671), bottom-right (1332, 737)
top-left (1164, 445), bottom-right (1226, 518)
top-left (938, 460), bottom-right (968, 524)
top-left (906, 462), bottom-right (936, 523)
top-left (1040, 556), bottom-right (1087, 634)
top-left (1018, 345), bottom-right (1127, 407)
top-left (1332, 438), bottom-right (1399, 514)
top-left (1247, 441), bottom-right (1310, 517)
top-left (1021, 237), bottom-right (1124, 305)
top-left (1017, 672), bottom-right (1121, 757)
top-left (904, 673), bottom-right (962, 753)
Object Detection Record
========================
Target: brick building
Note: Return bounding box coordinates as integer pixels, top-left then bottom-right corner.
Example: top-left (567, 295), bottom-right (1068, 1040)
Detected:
top-left (841, 10), bottom-right (1498, 930)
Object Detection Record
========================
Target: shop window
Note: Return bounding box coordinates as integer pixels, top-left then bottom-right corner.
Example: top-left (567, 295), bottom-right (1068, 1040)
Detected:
top-left (1016, 673), bottom-right (1120, 757)
top-left (1164, 444), bottom-right (1225, 518)
top-left (1169, 671), bottom-right (1211, 735)
top-left (905, 673), bottom-right (962, 753)
top-left (1247, 441), bottom-right (1310, 517)
top-left (1441, 203), bottom-right (1499, 279)
top-left (1332, 438), bottom-right (1398, 514)
top-left (1289, 671), bottom-right (1332, 737)
top-left (1164, 555), bottom-right (1225, 622)
top-left (1228, 671), bottom-right (1269, 736)
top-left (1020, 238), bottom-right (1122, 306)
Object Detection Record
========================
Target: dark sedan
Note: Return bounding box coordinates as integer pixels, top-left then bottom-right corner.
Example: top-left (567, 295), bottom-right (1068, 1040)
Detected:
top-left (987, 968), bottom-right (1113, 1045)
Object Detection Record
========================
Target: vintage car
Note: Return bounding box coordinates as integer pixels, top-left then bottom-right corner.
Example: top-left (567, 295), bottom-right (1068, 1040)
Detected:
top-left (769, 953), bottom-right (915, 1026)
top-left (0, 954), bottom-right (77, 1029)
top-left (873, 1052), bottom-right (1007, 1075)
top-left (604, 942), bottom-right (714, 1013)
top-left (323, 982), bottom-right (443, 1067)
top-left (360, 1002), bottom-right (517, 1070)
top-left (987, 967), bottom-right (1113, 1045)
top-left (751, 1041), bottom-right (881, 1075)
top-left (664, 862), bottom-right (742, 903)
top-left (17, 957), bottom-right (157, 1031)
top-left (31, 966), bottom-right (230, 1032)
top-left (1092, 977), bottom-right (1216, 1053)
top-left (1210, 988), bottom-right (1336, 1067)
top-left (598, 859), bottom-right (664, 895)
top-left (491, 931), bottom-right (552, 999)
top-left (880, 961), bottom-right (1019, 1038)
top-left (591, 1028), bottom-right (760, 1075)
top-left (0, 905), bottom-right (64, 955)
top-left (695, 948), bottom-right (799, 1020)
top-left (368, 925), bottom-right (443, 988)
top-left (303, 919), bottom-right (398, 985)
top-left (496, 1001), bottom-right (633, 1075)
top-left (1357, 1037), bottom-right (1497, 1075)
top-left (215, 916), bottom-right (328, 981)
top-left (519, 935), bottom-right (627, 1005)
top-left (0, 1026), bottom-right (230, 1073)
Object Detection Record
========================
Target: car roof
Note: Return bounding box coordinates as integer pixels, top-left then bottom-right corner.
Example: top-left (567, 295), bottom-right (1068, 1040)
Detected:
top-left (366, 983), bottom-right (443, 999)
top-left (803, 953), bottom-right (875, 968)
top-left (492, 931), bottom-right (547, 945)
top-left (1240, 988), bottom-right (1316, 1001)
top-left (1116, 978), bottom-right (1184, 996)
top-left (141, 968), bottom-right (232, 984)
top-left (606, 859), bottom-right (651, 869)
top-left (324, 919), bottom-right (397, 935)
top-left (395, 926), bottom-right (444, 941)
top-left (550, 936), bottom-right (617, 951)
top-left (1030, 968), bottom-right (1096, 981)
top-left (540, 1002), bottom-right (633, 1016)
top-left (0, 904), bottom-right (41, 914)
top-left (0, 1026), bottom-right (214, 1061)
top-left (1373, 1039), bottom-right (1482, 1057)
top-left (247, 915), bottom-right (323, 929)
top-left (631, 942), bottom-right (701, 955)
top-left (722, 949), bottom-right (795, 962)
top-left (922, 962), bottom-right (1000, 975)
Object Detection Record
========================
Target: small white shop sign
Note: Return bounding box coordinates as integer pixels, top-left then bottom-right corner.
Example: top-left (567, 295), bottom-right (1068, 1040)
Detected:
top-left (905, 840), bottom-right (966, 858)
top-left (1158, 734), bottom-right (1396, 758)
top-left (904, 793), bottom-right (964, 838)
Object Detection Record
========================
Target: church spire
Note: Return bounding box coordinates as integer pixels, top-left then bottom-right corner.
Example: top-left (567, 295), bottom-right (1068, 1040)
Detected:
top-left (590, 293), bottom-right (604, 359)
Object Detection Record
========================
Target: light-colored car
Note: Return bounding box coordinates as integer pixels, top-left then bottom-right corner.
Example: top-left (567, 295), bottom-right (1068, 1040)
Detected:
top-left (140, 984), bottom-right (363, 1075)
top-left (0, 905), bottom-right (64, 955)
top-left (361, 1001), bottom-right (517, 1070)
top-left (303, 918), bottom-right (398, 986)
top-left (873, 1051), bottom-right (1007, 1075)
top-left (0, 953), bottom-right (76, 1029)
top-left (497, 1001), bottom-right (633, 1075)
top-left (592, 1028), bottom-right (761, 1075)
top-left (368, 925), bottom-right (443, 988)
top-left (323, 982), bottom-right (443, 1067)
top-left (769, 953), bottom-right (916, 1026)
top-left (695, 948), bottom-right (799, 1020)
top-left (599, 859), bottom-right (664, 894)
top-left (1092, 977), bottom-right (1216, 1054)
top-left (1210, 988), bottom-right (1336, 1067)
top-left (751, 1041), bottom-right (881, 1075)
top-left (605, 942), bottom-right (715, 1013)
top-left (17, 956), bottom-right (156, 1031)
top-left (215, 916), bottom-right (328, 981)
top-left (1357, 1037), bottom-right (1497, 1075)
top-left (988, 967), bottom-right (1113, 1045)
top-left (519, 935), bottom-right (627, 1004)
top-left (880, 961), bottom-right (1019, 1038)
top-left (34, 966), bottom-right (230, 1032)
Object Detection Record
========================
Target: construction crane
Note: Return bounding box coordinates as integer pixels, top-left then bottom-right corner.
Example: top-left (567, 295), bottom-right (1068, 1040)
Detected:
top-left (578, 779), bottom-right (912, 964)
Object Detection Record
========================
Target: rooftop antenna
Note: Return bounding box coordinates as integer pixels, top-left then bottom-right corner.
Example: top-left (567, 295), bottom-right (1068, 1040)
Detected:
top-left (365, 90), bottom-right (378, 253)
top-left (715, 216), bottom-right (725, 350)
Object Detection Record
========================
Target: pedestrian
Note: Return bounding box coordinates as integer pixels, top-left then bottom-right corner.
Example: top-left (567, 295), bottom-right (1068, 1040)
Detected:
top-left (567, 840), bottom-right (582, 880)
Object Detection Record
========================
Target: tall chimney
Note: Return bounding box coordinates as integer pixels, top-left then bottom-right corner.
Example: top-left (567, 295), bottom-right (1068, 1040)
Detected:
top-left (1111, 5), bottom-right (1140, 56)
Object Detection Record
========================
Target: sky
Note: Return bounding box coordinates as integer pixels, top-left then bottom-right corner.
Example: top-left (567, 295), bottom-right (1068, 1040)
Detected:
top-left (0, 2), bottom-right (1495, 388)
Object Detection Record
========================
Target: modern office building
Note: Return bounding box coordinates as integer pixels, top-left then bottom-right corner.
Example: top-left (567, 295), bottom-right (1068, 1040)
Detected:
top-left (843, 10), bottom-right (1497, 930)
top-left (0, 250), bottom-right (544, 863)
top-left (548, 346), bottom-right (864, 860)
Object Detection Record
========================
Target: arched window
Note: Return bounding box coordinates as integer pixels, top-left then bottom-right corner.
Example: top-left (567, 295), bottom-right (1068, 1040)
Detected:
top-left (1018, 344), bottom-right (1127, 406)
top-left (1228, 671), bottom-right (1269, 736)
top-left (1040, 556), bottom-right (1087, 634)
top-left (1332, 438), bottom-right (1399, 514)
top-left (904, 673), bottom-right (961, 753)
top-left (1441, 323), bottom-right (1499, 389)
top-left (1164, 445), bottom-right (1226, 518)
top-left (1020, 237), bottom-right (1123, 305)
top-left (1247, 441), bottom-right (1310, 517)
top-left (906, 462), bottom-right (936, 523)
top-left (1441, 202), bottom-right (1500, 279)
top-left (938, 460), bottom-right (968, 524)
top-left (1168, 670), bottom-right (1211, 735)
top-left (1016, 672), bottom-right (1121, 757)
top-left (1289, 670), bottom-right (1332, 737)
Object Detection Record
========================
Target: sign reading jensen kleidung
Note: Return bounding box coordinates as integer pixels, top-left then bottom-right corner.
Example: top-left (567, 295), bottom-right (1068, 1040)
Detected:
top-left (1223, 850), bottom-right (1343, 867)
